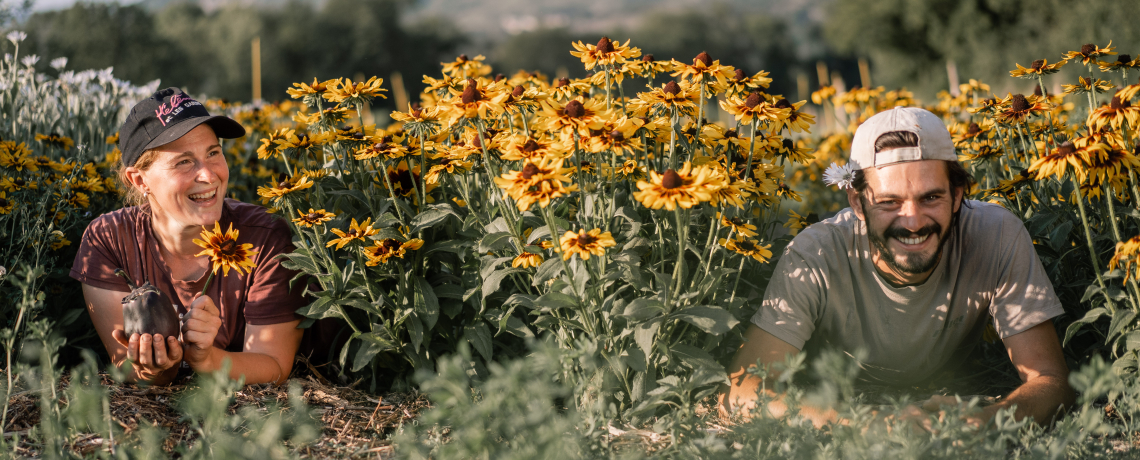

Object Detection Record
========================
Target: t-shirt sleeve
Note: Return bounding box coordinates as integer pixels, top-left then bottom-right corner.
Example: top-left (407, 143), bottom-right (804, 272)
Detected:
top-left (750, 243), bottom-right (826, 350)
top-left (989, 212), bottom-right (1065, 338)
top-left (69, 215), bottom-right (132, 292)
top-left (242, 221), bottom-right (307, 325)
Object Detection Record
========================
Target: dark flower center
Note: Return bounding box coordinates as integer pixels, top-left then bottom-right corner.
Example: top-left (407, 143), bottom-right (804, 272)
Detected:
top-left (967, 122), bottom-right (981, 135)
top-left (382, 239), bottom-right (401, 250)
top-left (730, 217), bottom-right (745, 226)
top-left (555, 77), bottom-right (570, 88)
top-left (461, 79), bottom-right (481, 104)
top-left (596, 36), bottom-right (615, 54)
top-left (782, 139), bottom-right (795, 151)
top-left (1011, 94), bottom-right (1030, 112)
top-left (737, 240), bottom-right (757, 251)
top-left (495, 73), bottom-right (505, 82)
top-left (512, 85), bottom-right (525, 98)
top-left (471, 135), bottom-right (483, 149)
top-left (1031, 59), bottom-right (1045, 70)
top-left (410, 102), bottom-right (423, 117)
top-left (609, 130), bottom-right (624, 142)
top-left (375, 142), bottom-right (390, 151)
top-left (661, 169), bottom-right (683, 189)
top-left (521, 139), bottom-right (540, 153)
top-left (564, 100), bottom-right (586, 118)
top-left (1058, 141), bottom-right (1076, 156)
top-left (1119, 54), bottom-right (1133, 64)
top-left (642, 54), bottom-right (654, 62)
top-left (0, 198), bottom-right (8, 207)
top-left (14, 178), bottom-right (25, 186)
top-left (218, 239), bottom-right (238, 254)
top-left (520, 163), bottom-right (541, 179)
top-left (745, 92), bottom-right (762, 108)
top-left (725, 129), bottom-right (738, 138)
top-left (305, 212), bottom-right (319, 221)
top-left (734, 68), bottom-right (746, 81)
top-left (457, 54), bottom-right (469, 62)
top-left (277, 173), bottom-right (289, 189)
top-left (1034, 85), bottom-right (1043, 97)
top-left (352, 132), bottom-right (364, 139)
top-left (694, 51), bottom-right (712, 67)
top-left (1081, 44), bottom-right (1096, 56)
top-left (774, 99), bottom-right (792, 109)
top-left (1111, 96), bottom-right (1128, 109)
top-left (578, 233), bottom-right (598, 246)
top-left (663, 81), bottom-right (680, 95)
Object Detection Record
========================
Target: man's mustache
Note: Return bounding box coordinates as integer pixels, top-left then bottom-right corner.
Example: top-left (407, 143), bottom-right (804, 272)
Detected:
top-left (883, 223), bottom-right (942, 240)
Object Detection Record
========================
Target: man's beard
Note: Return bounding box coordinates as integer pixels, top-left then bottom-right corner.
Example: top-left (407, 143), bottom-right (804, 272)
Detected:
top-left (860, 199), bottom-right (956, 277)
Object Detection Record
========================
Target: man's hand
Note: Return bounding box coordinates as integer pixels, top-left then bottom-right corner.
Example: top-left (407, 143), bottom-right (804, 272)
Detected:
top-left (181, 293), bottom-right (223, 369)
top-left (112, 330), bottom-right (183, 382)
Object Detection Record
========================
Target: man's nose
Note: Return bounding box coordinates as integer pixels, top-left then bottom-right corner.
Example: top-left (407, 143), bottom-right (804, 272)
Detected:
top-left (896, 200), bottom-right (923, 229)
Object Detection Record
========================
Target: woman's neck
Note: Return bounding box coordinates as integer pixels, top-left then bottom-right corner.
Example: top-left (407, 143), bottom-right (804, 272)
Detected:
top-left (149, 206), bottom-right (208, 261)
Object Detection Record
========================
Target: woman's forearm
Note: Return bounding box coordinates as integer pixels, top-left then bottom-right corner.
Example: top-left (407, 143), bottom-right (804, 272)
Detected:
top-left (191, 346), bottom-right (290, 385)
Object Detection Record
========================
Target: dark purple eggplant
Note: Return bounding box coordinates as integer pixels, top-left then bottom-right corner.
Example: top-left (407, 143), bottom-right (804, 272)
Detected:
top-left (114, 268), bottom-right (181, 340)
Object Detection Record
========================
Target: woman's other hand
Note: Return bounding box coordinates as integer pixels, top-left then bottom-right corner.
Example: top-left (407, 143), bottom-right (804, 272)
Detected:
top-left (182, 293), bottom-right (223, 369)
top-left (111, 330), bottom-right (183, 382)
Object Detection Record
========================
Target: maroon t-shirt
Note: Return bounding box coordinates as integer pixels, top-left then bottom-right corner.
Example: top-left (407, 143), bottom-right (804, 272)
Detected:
top-left (70, 199), bottom-right (306, 351)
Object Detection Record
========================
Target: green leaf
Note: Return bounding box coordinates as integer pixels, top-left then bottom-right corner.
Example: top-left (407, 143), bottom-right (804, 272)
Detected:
top-left (351, 333), bottom-right (394, 372)
top-left (621, 348), bottom-right (647, 373)
top-left (1048, 221), bottom-right (1073, 252)
top-left (533, 257), bottom-right (564, 286)
top-left (534, 291), bottom-right (578, 312)
top-left (1064, 307), bottom-right (1108, 346)
top-left (476, 232), bottom-right (513, 253)
top-left (503, 294), bottom-right (536, 309)
top-left (483, 267), bottom-right (527, 301)
top-left (433, 283), bottom-right (465, 300)
top-left (635, 318), bottom-right (662, 359)
top-left (480, 255), bottom-right (513, 279)
top-left (1108, 310), bottom-right (1137, 342)
top-left (1125, 331), bottom-right (1140, 351)
top-left (295, 296), bottom-right (339, 319)
top-left (408, 315), bottom-right (424, 353)
top-left (622, 298), bottom-right (666, 322)
top-left (410, 207), bottom-right (451, 233)
top-left (464, 322), bottom-right (493, 362)
top-left (414, 276), bottom-right (440, 330)
top-left (670, 344), bottom-right (721, 371)
top-left (673, 305), bottom-right (739, 335)
top-left (1081, 284), bottom-right (1104, 303)
top-left (527, 226), bottom-right (551, 244)
top-left (1025, 212), bottom-right (1060, 237)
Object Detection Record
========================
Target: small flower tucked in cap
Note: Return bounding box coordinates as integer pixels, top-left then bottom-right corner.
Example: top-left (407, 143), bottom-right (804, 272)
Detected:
top-left (822, 162), bottom-right (857, 190)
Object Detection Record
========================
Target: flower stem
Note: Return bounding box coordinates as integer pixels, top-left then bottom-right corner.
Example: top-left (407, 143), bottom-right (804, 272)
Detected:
top-left (669, 207), bottom-right (688, 308)
top-left (1074, 182), bottom-right (1117, 313)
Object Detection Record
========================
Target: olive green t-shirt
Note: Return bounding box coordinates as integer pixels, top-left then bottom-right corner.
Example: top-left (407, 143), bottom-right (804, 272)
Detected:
top-left (751, 200), bottom-right (1064, 385)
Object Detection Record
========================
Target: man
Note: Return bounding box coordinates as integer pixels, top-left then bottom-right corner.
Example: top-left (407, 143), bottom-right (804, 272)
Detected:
top-left (720, 107), bottom-right (1074, 428)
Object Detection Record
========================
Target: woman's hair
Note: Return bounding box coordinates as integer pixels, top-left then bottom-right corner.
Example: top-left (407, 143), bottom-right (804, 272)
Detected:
top-left (851, 131), bottom-right (974, 197)
top-left (116, 149), bottom-right (160, 206)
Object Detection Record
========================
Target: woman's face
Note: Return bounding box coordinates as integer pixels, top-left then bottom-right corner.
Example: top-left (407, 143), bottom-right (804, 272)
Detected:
top-left (138, 124), bottom-right (229, 228)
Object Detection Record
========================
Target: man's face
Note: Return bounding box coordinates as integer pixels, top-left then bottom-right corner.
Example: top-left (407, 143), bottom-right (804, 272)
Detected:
top-left (847, 160), bottom-right (963, 285)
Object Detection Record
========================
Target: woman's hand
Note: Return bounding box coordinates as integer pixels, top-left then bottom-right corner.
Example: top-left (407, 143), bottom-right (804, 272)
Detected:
top-left (181, 293), bottom-right (223, 369)
top-left (111, 330), bottom-right (183, 382)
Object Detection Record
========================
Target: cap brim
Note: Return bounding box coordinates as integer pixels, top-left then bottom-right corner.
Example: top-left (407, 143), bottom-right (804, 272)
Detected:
top-left (142, 115), bottom-right (247, 152)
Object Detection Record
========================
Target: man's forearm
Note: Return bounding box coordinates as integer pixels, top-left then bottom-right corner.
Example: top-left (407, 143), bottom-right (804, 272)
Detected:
top-left (980, 375), bottom-right (1074, 425)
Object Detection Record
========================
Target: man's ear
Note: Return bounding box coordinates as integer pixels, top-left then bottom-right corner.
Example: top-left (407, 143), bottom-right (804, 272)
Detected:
top-left (952, 185), bottom-right (965, 213)
top-left (847, 187), bottom-right (865, 221)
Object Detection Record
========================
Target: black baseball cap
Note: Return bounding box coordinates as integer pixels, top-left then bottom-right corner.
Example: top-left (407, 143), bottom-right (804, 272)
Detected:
top-left (118, 87), bottom-right (246, 167)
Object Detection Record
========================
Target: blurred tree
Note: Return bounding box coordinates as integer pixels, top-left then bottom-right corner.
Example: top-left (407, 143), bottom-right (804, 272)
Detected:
top-left (489, 28), bottom-right (594, 79)
top-left (824, 0), bottom-right (1140, 96)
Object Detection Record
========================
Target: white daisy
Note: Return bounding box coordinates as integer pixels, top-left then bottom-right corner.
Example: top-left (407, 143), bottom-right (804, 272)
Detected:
top-left (822, 162), bottom-right (857, 190)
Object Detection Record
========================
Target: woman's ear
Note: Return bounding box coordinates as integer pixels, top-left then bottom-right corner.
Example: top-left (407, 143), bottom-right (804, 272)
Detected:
top-left (123, 166), bottom-right (146, 193)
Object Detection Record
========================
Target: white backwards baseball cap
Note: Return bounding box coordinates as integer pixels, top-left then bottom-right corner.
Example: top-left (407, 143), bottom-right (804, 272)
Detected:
top-left (849, 107), bottom-right (956, 170)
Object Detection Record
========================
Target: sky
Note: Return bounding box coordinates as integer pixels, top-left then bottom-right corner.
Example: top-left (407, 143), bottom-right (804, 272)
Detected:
top-left (32, 0), bottom-right (139, 11)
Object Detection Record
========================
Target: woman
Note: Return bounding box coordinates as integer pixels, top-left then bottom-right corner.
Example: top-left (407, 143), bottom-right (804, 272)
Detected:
top-left (71, 87), bottom-right (307, 386)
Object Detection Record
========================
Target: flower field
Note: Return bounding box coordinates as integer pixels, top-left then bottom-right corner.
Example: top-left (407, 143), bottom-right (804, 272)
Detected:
top-left (5, 30), bottom-right (1140, 457)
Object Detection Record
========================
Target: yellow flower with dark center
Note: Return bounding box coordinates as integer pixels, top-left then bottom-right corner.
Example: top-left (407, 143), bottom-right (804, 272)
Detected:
top-left (1100, 54), bottom-right (1140, 72)
top-left (994, 93), bottom-right (1049, 125)
top-left (714, 68), bottom-right (773, 98)
top-left (1062, 77), bottom-right (1115, 96)
top-left (275, 130), bottom-right (334, 157)
top-left (258, 174), bottom-right (314, 199)
top-left (293, 106), bottom-right (353, 127)
top-left (391, 102), bottom-right (442, 138)
top-left (718, 235), bottom-right (772, 263)
top-left (35, 133), bottom-right (74, 151)
top-left (355, 141), bottom-right (408, 161)
top-left (323, 76), bottom-right (387, 105)
top-left (670, 51), bottom-right (735, 93)
top-left (193, 222), bottom-right (259, 276)
top-left (772, 99), bottom-right (815, 134)
top-left (384, 162), bottom-right (437, 199)
top-left (1028, 141), bottom-right (1101, 181)
top-left (586, 116), bottom-right (644, 156)
top-left (500, 135), bottom-right (571, 161)
top-left (493, 157), bottom-right (577, 211)
top-left (985, 169), bottom-right (1035, 200)
top-left (1088, 95), bottom-right (1140, 132)
top-left (610, 160), bottom-right (646, 181)
top-left (1010, 59), bottom-right (1067, 78)
top-left (441, 54), bottom-right (491, 79)
top-left (425, 158), bottom-right (473, 185)
top-left (633, 162), bottom-right (716, 210)
top-left (326, 217), bottom-right (378, 250)
top-left (706, 173), bottom-right (750, 208)
top-left (1110, 235), bottom-right (1140, 284)
top-left (570, 36), bottom-right (641, 70)
top-left (363, 237), bottom-right (424, 266)
top-left (292, 208), bottom-right (336, 228)
top-left (0, 191), bottom-right (13, 214)
top-left (631, 80), bottom-right (698, 117)
top-left (783, 210), bottom-right (811, 236)
top-left (720, 91), bottom-right (787, 126)
top-left (559, 228), bottom-right (616, 261)
top-left (0, 175), bottom-right (35, 192)
top-left (959, 143), bottom-right (1005, 163)
top-left (1084, 145), bottom-right (1140, 186)
top-left (1062, 42), bottom-right (1116, 66)
top-left (511, 252), bottom-right (544, 268)
top-left (49, 230), bottom-right (70, 250)
top-left (775, 182), bottom-right (801, 202)
top-left (257, 128), bottom-right (291, 159)
top-left (622, 54), bottom-right (673, 80)
top-left (774, 139), bottom-right (814, 165)
top-left (539, 96), bottom-right (608, 136)
top-left (287, 78), bottom-right (336, 99)
top-left (442, 78), bottom-right (508, 123)
top-left (719, 212), bottom-right (757, 237)
top-left (952, 120), bottom-right (994, 145)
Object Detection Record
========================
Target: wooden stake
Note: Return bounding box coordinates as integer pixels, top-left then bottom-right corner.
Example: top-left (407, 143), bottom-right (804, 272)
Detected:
top-left (815, 61), bottom-right (829, 87)
top-left (946, 60), bottom-right (960, 96)
top-left (391, 71), bottom-right (408, 111)
top-left (858, 58), bottom-right (871, 88)
top-left (251, 37), bottom-right (261, 102)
